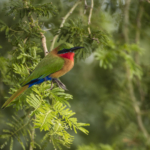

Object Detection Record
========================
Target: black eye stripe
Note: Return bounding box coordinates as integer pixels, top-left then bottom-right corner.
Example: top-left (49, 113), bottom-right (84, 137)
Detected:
top-left (58, 49), bottom-right (72, 54)
top-left (57, 47), bottom-right (84, 54)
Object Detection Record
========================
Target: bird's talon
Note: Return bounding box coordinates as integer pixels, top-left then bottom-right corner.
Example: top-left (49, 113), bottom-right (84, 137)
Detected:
top-left (50, 85), bottom-right (54, 90)
top-left (52, 78), bottom-right (68, 91)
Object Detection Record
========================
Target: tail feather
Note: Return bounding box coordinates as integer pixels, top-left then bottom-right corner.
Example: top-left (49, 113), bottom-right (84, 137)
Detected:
top-left (2, 85), bottom-right (28, 109)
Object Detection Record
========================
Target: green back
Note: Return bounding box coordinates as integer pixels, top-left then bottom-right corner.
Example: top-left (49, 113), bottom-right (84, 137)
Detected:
top-left (22, 51), bottom-right (64, 86)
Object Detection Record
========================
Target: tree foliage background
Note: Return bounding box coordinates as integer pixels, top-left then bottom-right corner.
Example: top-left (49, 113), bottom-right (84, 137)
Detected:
top-left (0, 0), bottom-right (150, 150)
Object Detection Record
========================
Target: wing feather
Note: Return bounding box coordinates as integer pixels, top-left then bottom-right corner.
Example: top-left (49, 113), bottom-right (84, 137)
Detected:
top-left (22, 52), bottom-right (64, 86)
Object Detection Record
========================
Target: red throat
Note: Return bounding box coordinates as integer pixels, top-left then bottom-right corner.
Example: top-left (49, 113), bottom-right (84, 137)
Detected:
top-left (59, 52), bottom-right (75, 61)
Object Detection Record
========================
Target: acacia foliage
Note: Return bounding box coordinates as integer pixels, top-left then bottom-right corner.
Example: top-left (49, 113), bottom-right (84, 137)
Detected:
top-left (0, 0), bottom-right (92, 149)
top-left (1, 0), bottom-right (150, 150)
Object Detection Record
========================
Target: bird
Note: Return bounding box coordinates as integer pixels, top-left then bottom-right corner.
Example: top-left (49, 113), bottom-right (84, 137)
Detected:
top-left (2, 43), bottom-right (83, 109)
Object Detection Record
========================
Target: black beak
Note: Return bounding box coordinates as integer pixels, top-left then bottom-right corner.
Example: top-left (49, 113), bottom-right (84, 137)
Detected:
top-left (58, 46), bottom-right (84, 54)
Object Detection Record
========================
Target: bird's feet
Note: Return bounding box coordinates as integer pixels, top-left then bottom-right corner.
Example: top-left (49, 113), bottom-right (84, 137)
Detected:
top-left (50, 78), bottom-right (68, 91)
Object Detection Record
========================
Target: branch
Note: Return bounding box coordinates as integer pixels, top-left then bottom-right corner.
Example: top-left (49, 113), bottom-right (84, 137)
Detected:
top-left (84, 0), bottom-right (88, 14)
top-left (86, 0), bottom-right (99, 43)
top-left (92, 37), bottom-right (99, 43)
top-left (50, 0), bottom-right (81, 51)
top-left (135, 0), bottom-right (143, 61)
top-left (29, 16), bottom-right (48, 56)
top-left (123, 0), bottom-right (149, 139)
top-left (123, 0), bottom-right (130, 43)
top-left (135, 0), bottom-right (144, 102)
top-left (43, 29), bottom-right (51, 31)
top-left (40, 33), bottom-right (48, 56)
top-left (29, 119), bottom-right (35, 150)
top-left (88, 0), bottom-right (93, 25)
top-left (23, 0), bottom-right (48, 56)
top-left (23, 37), bottom-right (28, 44)
top-left (88, 0), bottom-right (94, 34)
top-left (126, 68), bottom-right (149, 138)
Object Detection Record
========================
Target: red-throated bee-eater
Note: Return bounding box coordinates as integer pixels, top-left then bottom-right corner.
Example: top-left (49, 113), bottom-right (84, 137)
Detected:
top-left (2, 43), bottom-right (83, 109)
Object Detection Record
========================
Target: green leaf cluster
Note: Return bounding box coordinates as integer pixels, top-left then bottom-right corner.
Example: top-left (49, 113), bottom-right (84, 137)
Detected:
top-left (0, 114), bottom-right (31, 150)
top-left (0, 0), bottom-right (90, 149)
top-left (26, 84), bottom-right (89, 149)
top-left (95, 41), bottom-right (142, 79)
top-left (4, 0), bottom-right (57, 18)
top-left (57, 19), bottom-right (110, 60)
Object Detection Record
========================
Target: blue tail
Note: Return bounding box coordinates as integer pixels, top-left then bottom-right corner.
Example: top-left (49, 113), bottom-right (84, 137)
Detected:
top-left (28, 76), bottom-right (52, 88)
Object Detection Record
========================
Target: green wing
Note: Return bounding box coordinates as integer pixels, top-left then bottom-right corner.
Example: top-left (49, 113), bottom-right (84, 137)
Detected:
top-left (22, 52), bottom-right (64, 86)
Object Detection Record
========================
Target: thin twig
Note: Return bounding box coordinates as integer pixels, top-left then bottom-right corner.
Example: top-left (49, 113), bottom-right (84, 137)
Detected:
top-left (84, 0), bottom-right (88, 14)
top-left (88, 0), bottom-right (93, 25)
top-left (87, 0), bottom-right (94, 35)
top-left (29, 16), bottom-right (48, 56)
top-left (87, 0), bottom-right (99, 43)
top-left (29, 117), bottom-right (35, 150)
top-left (123, 0), bottom-right (130, 43)
top-left (126, 68), bottom-right (149, 138)
top-left (135, 0), bottom-right (144, 102)
top-left (23, 37), bottom-right (28, 44)
top-left (92, 37), bottom-right (99, 43)
top-left (9, 28), bottom-right (23, 32)
top-left (43, 29), bottom-right (51, 31)
top-left (23, 0), bottom-right (48, 56)
top-left (84, 1), bottom-right (98, 43)
top-left (40, 33), bottom-right (49, 56)
top-left (123, 0), bottom-right (149, 139)
top-left (50, 0), bottom-right (81, 51)
top-left (23, 0), bottom-right (28, 7)
top-left (135, 0), bottom-right (143, 62)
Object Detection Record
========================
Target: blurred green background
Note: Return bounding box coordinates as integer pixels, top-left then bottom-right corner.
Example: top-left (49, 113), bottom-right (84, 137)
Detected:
top-left (1, 0), bottom-right (150, 150)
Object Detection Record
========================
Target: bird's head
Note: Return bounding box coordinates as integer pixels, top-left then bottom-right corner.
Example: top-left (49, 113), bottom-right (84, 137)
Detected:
top-left (56, 43), bottom-right (84, 61)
